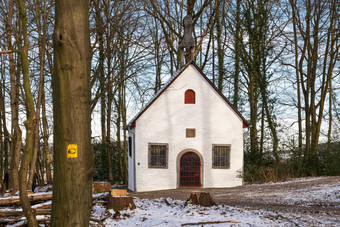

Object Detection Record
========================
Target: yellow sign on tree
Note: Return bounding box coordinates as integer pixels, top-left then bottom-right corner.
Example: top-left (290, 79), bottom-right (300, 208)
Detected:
top-left (67, 144), bottom-right (78, 158)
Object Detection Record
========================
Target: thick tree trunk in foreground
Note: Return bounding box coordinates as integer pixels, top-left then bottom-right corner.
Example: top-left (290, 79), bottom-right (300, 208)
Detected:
top-left (51, 0), bottom-right (93, 226)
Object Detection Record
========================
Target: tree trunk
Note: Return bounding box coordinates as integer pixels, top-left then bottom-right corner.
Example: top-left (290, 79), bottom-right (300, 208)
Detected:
top-left (121, 86), bottom-right (128, 184)
top-left (0, 74), bottom-right (4, 182)
top-left (28, 0), bottom-right (49, 191)
top-left (6, 0), bottom-right (21, 195)
top-left (0, 69), bottom-right (10, 177)
top-left (18, 0), bottom-right (39, 225)
top-left (41, 86), bottom-right (52, 184)
top-left (233, 0), bottom-right (241, 109)
top-left (93, 0), bottom-right (107, 144)
top-left (289, 0), bottom-right (339, 173)
top-left (107, 79), bottom-right (113, 182)
top-left (51, 0), bottom-right (93, 225)
top-left (215, 1), bottom-right (224, 92)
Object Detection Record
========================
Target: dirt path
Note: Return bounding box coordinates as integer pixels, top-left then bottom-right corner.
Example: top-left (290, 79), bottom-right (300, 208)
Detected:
top-left (132, 176), bottom-right (340, 225)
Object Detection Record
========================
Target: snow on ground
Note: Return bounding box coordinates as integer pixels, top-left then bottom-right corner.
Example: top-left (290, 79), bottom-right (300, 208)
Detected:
top-left (91, 177), bottom-right (340, 226)
top-left (92, 197), bottom-right (291, 227)
top-left (242, 176), bottom-right (340, 206)
top-left (1, 177), bottom-right (339, 226)
top-left (283, 181), bottom-right (340, 205)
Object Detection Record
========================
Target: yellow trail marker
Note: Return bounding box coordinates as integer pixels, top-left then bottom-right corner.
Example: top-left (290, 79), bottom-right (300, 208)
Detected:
top-left (67, 144), bottom-right (78, 158)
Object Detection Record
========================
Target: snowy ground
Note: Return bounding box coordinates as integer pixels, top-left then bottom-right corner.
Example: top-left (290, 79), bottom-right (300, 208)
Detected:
top-left (1, 177), bottom-right (339, 226)
top-left (91, 176), bottom-right (340, 226)
top-left (92, 197), bottom-right (293, 226)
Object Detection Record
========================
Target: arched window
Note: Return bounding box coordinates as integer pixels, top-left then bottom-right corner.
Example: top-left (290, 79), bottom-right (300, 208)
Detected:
top-left (184, 89), bottom-right (195, 104)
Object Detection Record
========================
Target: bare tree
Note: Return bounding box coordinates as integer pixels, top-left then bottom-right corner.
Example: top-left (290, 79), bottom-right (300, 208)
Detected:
top-left (288, 0), bottom-right (339, 171)
top-left (17, 0), bottom-right (39, 224)
top-left (27, 0), bottom-right (53, 190)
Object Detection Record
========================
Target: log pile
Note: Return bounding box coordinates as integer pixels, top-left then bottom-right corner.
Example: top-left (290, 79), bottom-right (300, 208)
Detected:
top-left (0, 192), bottom-right (52, 206)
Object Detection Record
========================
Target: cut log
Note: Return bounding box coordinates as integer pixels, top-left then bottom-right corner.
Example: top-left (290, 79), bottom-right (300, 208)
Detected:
top-left (0, 192), bottom-right (52, 206)
top-left (0, 209), bottom-right (51, 217)
top-left (107, 196), bottom-right (136, 211)
top-left (181, 220), bottom-right (241, 226)
top-left (187, 192), bottom-right (216, 207)
top-left (93, 182), bottom-right (111, 194)
top-left (0, 217), bottom-right (50, 226)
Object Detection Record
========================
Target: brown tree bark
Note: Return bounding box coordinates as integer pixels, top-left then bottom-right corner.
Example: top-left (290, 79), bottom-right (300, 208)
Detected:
top-left (106, 82), bottom-right (113, 182)
top-left (17, 0), bottom-right (39, 225)
top-left (289, 0), bottom-right (339, 171)
top-left (92, 0), bottom-right (107, 143)
top-left (0, 72), bottom-right (10, 177)
top-left (6, 0), bottom-right (21, 196)
top-left (41, 86), bottom-right (52, 184)
top-left (0, 70), bottom-right (4, 182)
top-left (51, 0), bottom-right (94, 225)
top-left (215, 0), bottom-right (224, 92)
top-left (28, 0), bottom-right (50, 191)
top-left (233, 0), bottom-right (241, 109)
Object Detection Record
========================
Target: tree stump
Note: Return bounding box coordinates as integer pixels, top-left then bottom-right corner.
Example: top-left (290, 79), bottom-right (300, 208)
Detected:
top-left (188, 192), bottom-right (216, 207)
top-left (107, 196), bottom-right (136, 211)
top-left (110, 189), bottom-right (127, 197)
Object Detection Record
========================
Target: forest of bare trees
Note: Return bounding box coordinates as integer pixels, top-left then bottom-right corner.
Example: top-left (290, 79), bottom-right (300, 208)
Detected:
top-left (0, 0), bottom-right (339, 223)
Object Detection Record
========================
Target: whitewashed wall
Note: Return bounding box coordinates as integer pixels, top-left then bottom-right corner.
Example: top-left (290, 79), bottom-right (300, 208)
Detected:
top-left (127, 129), bottom-right (135, 191)
top-left (132, 65), bottom-right (244, 192)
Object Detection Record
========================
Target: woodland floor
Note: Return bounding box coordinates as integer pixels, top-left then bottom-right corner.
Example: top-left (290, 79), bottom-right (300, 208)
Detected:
top-left (1, 176), bottom-right (340, 226)
top-left (130, 176), bottom-right (340, 225)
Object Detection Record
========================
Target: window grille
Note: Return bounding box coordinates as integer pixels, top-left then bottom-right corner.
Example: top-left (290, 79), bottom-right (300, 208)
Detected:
top-left (148, 143), bottom-right (168, 168)
top-left (212, 145), bottom-right (230, 168)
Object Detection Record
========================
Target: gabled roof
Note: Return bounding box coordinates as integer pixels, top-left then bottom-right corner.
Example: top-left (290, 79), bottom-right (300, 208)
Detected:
top-left (124, 61), bottom-right (249, 130)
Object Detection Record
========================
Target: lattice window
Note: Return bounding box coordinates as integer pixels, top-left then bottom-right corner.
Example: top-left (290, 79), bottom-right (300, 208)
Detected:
top-left (148, 143), bottom-right (168, 168)
top-left (212, 145), bottom-right (230, 168)
top-left (184, 89), bottom-right (195, 104)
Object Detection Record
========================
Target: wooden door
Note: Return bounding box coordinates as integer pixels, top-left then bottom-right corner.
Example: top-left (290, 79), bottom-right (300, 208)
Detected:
top-left (180, 152), bottom-right (201, 187)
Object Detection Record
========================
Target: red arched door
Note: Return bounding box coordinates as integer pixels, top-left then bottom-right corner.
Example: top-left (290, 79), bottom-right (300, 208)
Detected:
top-left (180, 152), bottom-right (201, 187)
